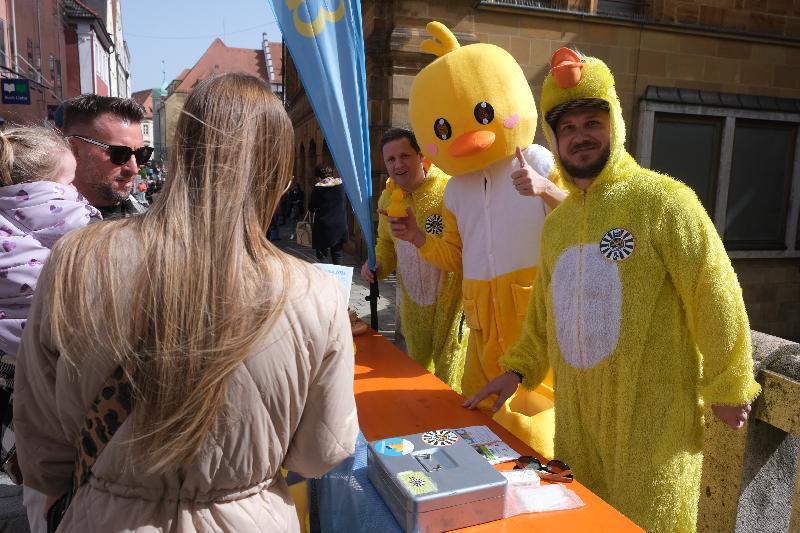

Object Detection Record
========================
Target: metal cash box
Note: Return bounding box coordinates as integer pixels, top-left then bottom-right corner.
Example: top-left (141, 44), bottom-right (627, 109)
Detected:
top-left (367, 429), bottom-right (507, 533)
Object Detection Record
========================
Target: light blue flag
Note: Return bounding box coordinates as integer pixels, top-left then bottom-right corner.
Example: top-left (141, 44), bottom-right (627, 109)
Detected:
top-left (268, 0), bottom-right (375, 268)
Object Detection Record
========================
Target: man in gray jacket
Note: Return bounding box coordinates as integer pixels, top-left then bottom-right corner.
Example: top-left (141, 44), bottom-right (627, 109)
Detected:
top-left (60, 95), bottom-right (152, 219)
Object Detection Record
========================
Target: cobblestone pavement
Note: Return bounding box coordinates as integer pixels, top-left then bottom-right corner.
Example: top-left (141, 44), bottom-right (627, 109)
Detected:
top-left (0, 474), bottom-right (28, 532)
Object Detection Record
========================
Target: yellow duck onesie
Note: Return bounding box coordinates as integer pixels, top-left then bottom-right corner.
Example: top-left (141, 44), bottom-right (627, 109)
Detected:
top-left (408, 21), bottom-right (556, 458)
top-left (375, 165), bottom-right (467, 391)
top-left (500, 49), bottom-right (761, 532)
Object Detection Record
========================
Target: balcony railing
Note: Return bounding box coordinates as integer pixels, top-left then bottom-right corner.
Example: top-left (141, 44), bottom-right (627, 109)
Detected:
top-left (699, 331), bottom-right (800, 532)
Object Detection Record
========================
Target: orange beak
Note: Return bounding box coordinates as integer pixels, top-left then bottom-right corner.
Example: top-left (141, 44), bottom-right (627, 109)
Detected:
top-left (448, 130), bottom-right (496, 158)
top-left (551, 48), bottom-right (583, 89)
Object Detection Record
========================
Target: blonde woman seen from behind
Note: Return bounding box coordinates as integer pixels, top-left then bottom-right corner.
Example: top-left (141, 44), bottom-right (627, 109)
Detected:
top-left (14, 74), bottom-right (359, 532)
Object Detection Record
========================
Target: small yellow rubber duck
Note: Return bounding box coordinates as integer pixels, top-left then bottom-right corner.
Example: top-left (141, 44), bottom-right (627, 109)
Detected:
top-left (386, 186), bottom-right (407, 217)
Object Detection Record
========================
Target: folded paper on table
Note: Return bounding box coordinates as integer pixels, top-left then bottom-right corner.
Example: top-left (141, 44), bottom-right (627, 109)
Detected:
top-left (454, 425), bottom-right (520, 465)
top-left (314, 263), bottom-right (354, 303)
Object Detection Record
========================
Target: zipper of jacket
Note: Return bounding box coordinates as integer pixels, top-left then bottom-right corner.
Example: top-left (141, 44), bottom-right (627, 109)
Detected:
top-left (577, 190), bottom-right (588, 368)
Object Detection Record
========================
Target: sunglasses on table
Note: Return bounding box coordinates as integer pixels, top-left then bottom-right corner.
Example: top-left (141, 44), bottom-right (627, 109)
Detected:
top-left (513, 456), bottom-right (574, 483)
top-left (69, 135), bottom-right (154, 166)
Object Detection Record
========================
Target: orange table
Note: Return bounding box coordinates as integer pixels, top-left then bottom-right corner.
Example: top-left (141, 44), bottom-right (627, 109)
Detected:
top-left (354, 332), bottom-right (643, 533)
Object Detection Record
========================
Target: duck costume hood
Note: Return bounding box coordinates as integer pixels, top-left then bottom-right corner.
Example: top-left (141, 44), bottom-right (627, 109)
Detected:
top-left (409, 22), bottom-right (538, 176)
top-left (540, 48), bottom-right (635, 191)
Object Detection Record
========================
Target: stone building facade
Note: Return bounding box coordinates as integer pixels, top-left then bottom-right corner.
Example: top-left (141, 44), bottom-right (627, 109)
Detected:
top-left (283, 0), bottom-right (800, 339)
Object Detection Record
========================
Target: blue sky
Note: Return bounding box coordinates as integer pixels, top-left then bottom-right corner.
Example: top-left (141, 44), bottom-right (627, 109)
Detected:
top-left (122, 1), bottom-right (283, 92)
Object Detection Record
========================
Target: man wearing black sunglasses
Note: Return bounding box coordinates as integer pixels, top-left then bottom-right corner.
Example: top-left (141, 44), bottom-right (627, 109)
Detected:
top-left (60, 94), bottom-right (151, 219)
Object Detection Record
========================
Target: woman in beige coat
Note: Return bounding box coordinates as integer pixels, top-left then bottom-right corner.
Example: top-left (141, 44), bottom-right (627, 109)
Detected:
top-left (13, 73), bottom-right (359, 532)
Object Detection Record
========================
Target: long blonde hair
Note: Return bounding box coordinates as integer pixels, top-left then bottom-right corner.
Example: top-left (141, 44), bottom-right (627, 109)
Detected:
top-left (0, 125), bottom-right (71, 185)
top-left (48, 73), bottom-right (294, 472)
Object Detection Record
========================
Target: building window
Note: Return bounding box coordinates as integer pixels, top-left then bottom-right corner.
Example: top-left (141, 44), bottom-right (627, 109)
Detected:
top-left (638, 91), bottom-right (800, 257)
top-left (726, 121), bottom-right (796, 250)
top-left (651, 114), bottom-right (722, 214)
top-left (597, 0), bottom-right (646, 17)
top-left (142, 123), bottom-right (149, 136)
top-left (94, 42), bottom-right (109, 85)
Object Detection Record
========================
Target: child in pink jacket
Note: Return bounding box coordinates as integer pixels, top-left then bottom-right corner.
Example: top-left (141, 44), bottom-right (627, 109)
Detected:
top-left (0, 126), bottom-right (99, 501)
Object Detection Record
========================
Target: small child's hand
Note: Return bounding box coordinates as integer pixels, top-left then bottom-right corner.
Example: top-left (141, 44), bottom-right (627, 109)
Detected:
top-left (711, 403), bottom-right (752, 429)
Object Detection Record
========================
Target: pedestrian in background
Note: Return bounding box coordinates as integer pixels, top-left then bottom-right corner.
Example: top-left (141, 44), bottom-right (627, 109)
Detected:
top-left (14, 73), bottom-right (358, 532)
top-left (309, 164), bottom-right (348, 265)
top-left (287, 182), bottom-right (304, 225)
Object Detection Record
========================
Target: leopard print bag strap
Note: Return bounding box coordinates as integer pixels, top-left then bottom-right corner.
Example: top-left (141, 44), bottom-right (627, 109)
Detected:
top-left (47, 366), bottom-right (134, 533)
top-left (73, 366), bottom-right (133, 488)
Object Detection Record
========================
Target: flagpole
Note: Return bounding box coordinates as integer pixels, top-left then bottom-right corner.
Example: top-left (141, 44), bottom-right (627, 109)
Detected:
top-left (368, 274), bottom-right (379, 331)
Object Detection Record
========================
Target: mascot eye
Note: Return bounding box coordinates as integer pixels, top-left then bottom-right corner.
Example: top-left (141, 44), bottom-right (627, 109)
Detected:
top-left (474, 102), bottom-right (495, 125)
top-left (434, 118), bottom-right (452, 141)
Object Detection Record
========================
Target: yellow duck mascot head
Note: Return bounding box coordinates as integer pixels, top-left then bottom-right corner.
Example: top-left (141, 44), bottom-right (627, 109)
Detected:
top-left (409, 21), bottom-right (538, 176)
top-left (407, 21), bottom-right (558, 460)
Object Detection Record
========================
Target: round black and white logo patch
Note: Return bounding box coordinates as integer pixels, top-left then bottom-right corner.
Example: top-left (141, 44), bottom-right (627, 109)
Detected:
top-left (599, 228), bottom-right (635, 262)
top-left (421, 429), bottom-right (459, 447)
top-left (425, 214), bottom-right (444, 236)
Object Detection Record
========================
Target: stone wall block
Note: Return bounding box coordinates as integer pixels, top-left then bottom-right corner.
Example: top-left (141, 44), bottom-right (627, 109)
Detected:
top-left (723, 8), bottom-right (753, 29)
top-left (750, 43), bottom-right (787, 64)
top-left (748, 12), bottom-right (787, 33)
top-left (716, 41), bottom-right (753, 60)
top-left (667, 53), bottom-right (707, 79)
top-left (678, 34), bottom-right (718, 56)
top-left (774, 66), bottom-right (800, 89)
top-left (398, 0), bottom-right (430, 16)
top-left (509, 36), bottom-right (532, 65)
top-left (786, 46), bottom-right (800, 66)
top-left (474, 11), bottom-right (521, 36)
top-left (676, 3), bottom-right (701, 23)
top-left (532, 39), bottom-right (554, 67)
top-left (745, 0), bottom-right (769, 10)
top-left (740, 62), bottom-right (775, 86)
top-left (638, 50), bottom-right (669, 77)
top-left (767, 0), bottom-right (794, 14)
top-left (784, 16), bottom-right (800, 36)
top-left (640, 30), bottom-right (676, 50)
top-left (519, 23), bottom-right (568, 41)
top-left (704, 56), bottom-right (742, 83)
top-left (487, 33), bottom-right (511, 50)
top-left (700, 5), bottom-right (727, 25)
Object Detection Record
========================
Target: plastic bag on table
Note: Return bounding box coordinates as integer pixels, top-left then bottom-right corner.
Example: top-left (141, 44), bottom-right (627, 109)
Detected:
top-left (502, 469), bottom-right (585, 517)
top-left (313, 431), bottom-right (402, 533)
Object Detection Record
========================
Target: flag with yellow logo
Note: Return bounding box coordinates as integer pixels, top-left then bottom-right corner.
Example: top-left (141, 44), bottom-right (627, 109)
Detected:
top-left (268, 0), bottom-right (375, 268)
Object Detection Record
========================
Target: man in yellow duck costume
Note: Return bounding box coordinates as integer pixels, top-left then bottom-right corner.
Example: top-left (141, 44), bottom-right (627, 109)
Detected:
top-left (467, 48), bottom-right (761, 532)
top-left (385, 21), bottom-right (566, 458)
top-left (361, 128), bottom-right (467, 391)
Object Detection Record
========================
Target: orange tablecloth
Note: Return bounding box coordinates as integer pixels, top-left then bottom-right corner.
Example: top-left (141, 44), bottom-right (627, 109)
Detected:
top-left (354, 332), bottom-right (643, 533)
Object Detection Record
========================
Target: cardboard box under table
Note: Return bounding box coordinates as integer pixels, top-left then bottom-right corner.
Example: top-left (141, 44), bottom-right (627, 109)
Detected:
top-left (368, 430), bottom-right (506, 532)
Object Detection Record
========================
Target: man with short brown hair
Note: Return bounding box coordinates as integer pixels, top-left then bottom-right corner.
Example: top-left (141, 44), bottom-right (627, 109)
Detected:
top-left (61, 94), bottom-right (152, 219)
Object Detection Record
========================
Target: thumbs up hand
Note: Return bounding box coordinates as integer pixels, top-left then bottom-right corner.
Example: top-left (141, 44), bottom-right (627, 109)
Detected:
top-left (511, 146), bottom-right (548, 197)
